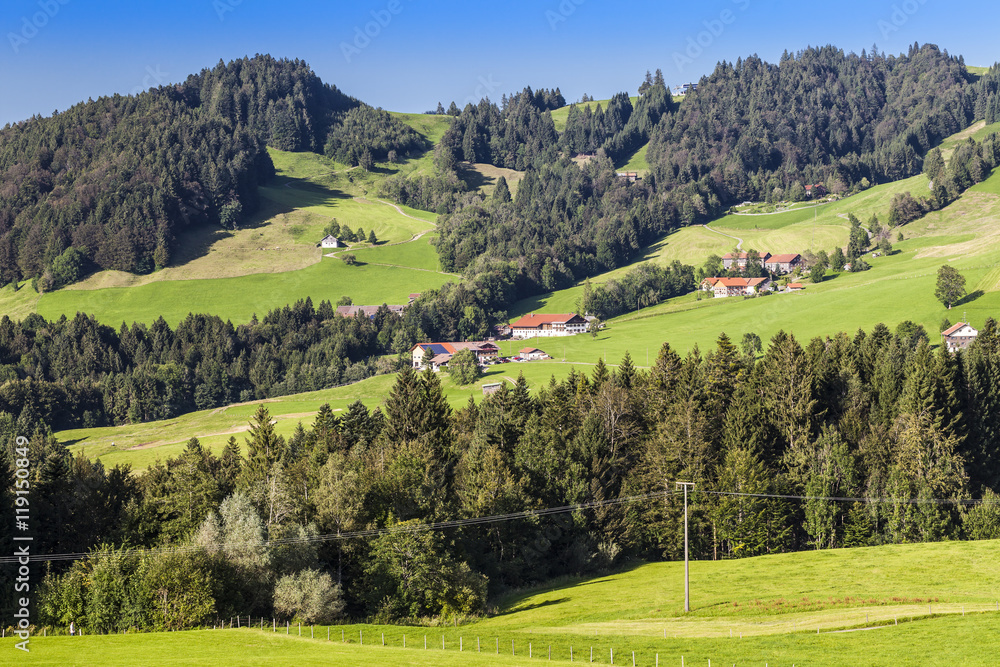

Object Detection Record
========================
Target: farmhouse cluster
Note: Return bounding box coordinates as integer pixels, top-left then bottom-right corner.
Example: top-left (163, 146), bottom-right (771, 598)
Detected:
top-left (402, 312), bottom-right (589, 373)
top-left (701, 251), bottom-right (805, 298)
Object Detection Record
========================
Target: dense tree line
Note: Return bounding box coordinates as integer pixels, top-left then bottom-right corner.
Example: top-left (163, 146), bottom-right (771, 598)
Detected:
top-left (581, 261), bottom-right (696, 319)
top-left (436, 155), bottom-right (682, 293)
top-left (434, 88), bottom-right (563, 172)
top-left (973, 63), bottom-right (1000, 124)
top-left (9, 321), bottom-right (1000, 629)
top-left (646, 44), bottom-right (975, 215)
top-left (0, 267), bottom-right (556, 434)
top-left (324, 105), bottom-right (425, 166)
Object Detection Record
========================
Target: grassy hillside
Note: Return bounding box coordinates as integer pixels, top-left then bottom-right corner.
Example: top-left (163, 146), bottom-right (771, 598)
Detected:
top-left (10, 541), bottom-right (1000, 665)
top-left (58, 361), bottom-right (580, 469)
top-left (517, 171), bottom-right (1000, 362)
top-left (7, 149), bottom-right (453, 326)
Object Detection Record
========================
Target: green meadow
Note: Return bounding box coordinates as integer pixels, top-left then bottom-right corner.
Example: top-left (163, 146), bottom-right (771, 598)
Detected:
top-left (37, 257), bottom-right (450, 327)
top-left (8, 540), bottom-right (1000, 665)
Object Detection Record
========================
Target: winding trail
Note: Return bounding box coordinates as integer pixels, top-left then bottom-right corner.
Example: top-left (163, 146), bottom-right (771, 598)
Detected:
top-left (701, 224), bottom-right (743, 250)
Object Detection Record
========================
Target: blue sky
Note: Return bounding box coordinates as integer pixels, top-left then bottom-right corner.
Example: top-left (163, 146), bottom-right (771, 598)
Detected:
top-left (1, 0), bottom-right (997, 126)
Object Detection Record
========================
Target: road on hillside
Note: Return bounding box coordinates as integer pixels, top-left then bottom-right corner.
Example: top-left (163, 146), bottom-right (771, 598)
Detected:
top-left (701, 224), bottom-right (743, 249)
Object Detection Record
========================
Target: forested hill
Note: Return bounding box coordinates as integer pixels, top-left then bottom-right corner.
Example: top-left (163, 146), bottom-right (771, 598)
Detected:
top-left (0, 55), bottom-right (421, 287)
top-left (429, 44), bottom-right (984, 296)
top-left (647, 43), bottom-right (974, 203)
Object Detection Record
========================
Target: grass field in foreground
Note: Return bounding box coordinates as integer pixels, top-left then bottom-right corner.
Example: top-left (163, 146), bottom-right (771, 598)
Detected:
top-left (8, 541), bottom-right (1000, 666)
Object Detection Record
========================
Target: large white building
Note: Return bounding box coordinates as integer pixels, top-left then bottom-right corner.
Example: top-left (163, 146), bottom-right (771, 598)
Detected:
top-left (510, 313), bottom-right (589, 339)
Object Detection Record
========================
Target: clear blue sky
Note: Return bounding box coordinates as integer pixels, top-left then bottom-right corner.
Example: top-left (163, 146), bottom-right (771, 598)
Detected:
top-left (1, 0), bottom-right (997, 126)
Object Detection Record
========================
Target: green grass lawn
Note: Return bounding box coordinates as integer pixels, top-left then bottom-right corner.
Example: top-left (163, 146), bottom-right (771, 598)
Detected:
top-left (11, 541), bottom-right (1000, 665)
top-left (617, 143), bottom-right (649, 172)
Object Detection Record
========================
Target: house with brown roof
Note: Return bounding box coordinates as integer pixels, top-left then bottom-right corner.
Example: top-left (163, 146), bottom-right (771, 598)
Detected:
top-left (510, 313), bottom-right (589, 339)
top-left (722, 251), bottom-right (771, 271)
top-left (411, 341), bottom-right (500, 371)
top-left (804, 183), bottom-right (827, 198)
top-left (786, 282), bottom-right (804, 291)
top-left (764, 253), bottom-right (802, 274)
top-left (519, 347), bottom-right (550, 360)
top-left (710, 277), bottom-right (771, 298)
top-left (941, 322), bottom-right (978, 352)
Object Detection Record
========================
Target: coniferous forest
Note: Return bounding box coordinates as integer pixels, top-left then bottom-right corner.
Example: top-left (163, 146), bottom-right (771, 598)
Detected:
top-left (6, 322), bottom-right (1000, 629)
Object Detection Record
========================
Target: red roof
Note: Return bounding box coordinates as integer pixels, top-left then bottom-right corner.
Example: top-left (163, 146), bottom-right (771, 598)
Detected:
top-left (787, 283), bottom-right (804, 289)
top-left (942, 322), bottom-right (973, 337)
top-left (765, 253), bottom-right (801, 264)
top-left (510, 313), bottom-right (584, 328)
top-left (713, 277), bottom-right (769, 287)
top-left (520, 347), bottom-right (543, 354)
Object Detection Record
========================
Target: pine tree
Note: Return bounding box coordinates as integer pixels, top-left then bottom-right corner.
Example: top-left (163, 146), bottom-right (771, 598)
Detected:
top-left (239, 405), bottom-right (286, 492)
top-left (492, 175), bottom-right (511, 203)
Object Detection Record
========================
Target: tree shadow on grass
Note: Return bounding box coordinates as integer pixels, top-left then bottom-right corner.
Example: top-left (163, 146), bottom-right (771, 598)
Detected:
top-left (955, 290), bottom-right (985, 307)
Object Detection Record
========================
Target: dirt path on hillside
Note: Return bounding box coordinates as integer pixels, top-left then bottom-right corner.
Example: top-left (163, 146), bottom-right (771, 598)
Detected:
top-left (701, 224), bottom-right (743, 249)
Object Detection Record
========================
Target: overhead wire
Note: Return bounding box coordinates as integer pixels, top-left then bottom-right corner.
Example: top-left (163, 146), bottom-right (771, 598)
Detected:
top-left (4, 487), bottom-right (992, 564)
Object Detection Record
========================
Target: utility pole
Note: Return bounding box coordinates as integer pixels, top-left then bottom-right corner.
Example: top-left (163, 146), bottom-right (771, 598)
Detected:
top-left (676, 481), bottom-right (695, 612)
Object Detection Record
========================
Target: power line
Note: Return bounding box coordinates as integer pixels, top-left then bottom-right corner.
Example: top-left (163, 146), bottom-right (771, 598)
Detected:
top-left (0, 490), bottom-right (682, 564)
top-left (5, 487), bottom-right (991, 565)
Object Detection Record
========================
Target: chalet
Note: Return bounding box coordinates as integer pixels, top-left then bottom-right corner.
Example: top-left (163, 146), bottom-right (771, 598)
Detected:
top-left (722, 251), bottom-right (770, 271)
top-left (411, 341), bottom-right (500, 371)
top-left (510, 313), bottom-right (589, 339)
top-left (710, 277), bottom-right (771, 298)
top-left (616, 171), bottom-right (639, 182)
top-left (786, 283), bottom-right (804, 291)
top-left (407, 293), bottom-right (422, 303)
top-left (942, 322), bottom-right (978, 352)
top-left (672, 83), bottom-right (698, 96)
top-left (319, 235), bottom-right (341, 248)
top-left (519, 347), bottom-right (549, 361)
top-left (336, 304), bottom-right (406, 319)
top-left (764, 253), bottom-right (802, 274)
top-left (804, 183), bottom-right (827, 198)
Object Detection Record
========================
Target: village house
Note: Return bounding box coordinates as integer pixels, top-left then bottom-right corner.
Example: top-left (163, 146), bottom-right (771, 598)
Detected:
top-left (519, 347), bottom-right (550, 360)
top-left (786, 282), bottom-right (804, 292)
top-left (942, 322), bottom-right (978, 352)
top-left (764, 253), bottom-right (802, 274)
top-left (804, 183), bottom-right (827, 198)
top-left (411, 341), bottom-right (500, 371)
top-left (319, 235), bottom-right (341, 248)
top-left (703, 277), bottom-right (771, 298)
top-left (722, 251), bottom-right (771, 271)
top-left (336, 304), bottom-right (406, 319)
top-left (510, 313), bottom-right (589, 339)
top-left (616, 171), bottom-right (640, 182)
